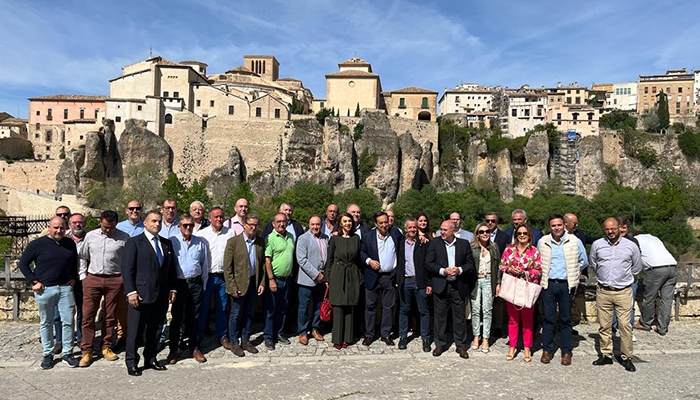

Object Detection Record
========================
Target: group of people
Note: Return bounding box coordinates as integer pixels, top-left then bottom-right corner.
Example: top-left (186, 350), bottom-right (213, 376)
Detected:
top-left (19, 200), bottom-right (678, 375)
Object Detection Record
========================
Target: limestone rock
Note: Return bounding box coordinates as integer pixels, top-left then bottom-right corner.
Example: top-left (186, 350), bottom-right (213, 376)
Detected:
top-left (355, 112), bottom-right (400, 208)
top-left (515, 131), bottom-right (549, 197)
top-left (576, 136), bottom-right (606, 198)
top-left (322, 119), bottom-right (356, 193)
top-left (277, 118), bottom-right (327, 192)
top-left (494, 149), bottom-right (514, 202)
top-left (206, 146), bottom-right (246, 201)
top-left (397, 133), bottom-right (426, 193)
top-left (467, 138), bottom-right (494, 192)
top-left (119, 119), bottom-right (172, 181)
top-left (55, 147), bottom-right (85, 197)
top-left (79, 119), bottom-right (123, 192)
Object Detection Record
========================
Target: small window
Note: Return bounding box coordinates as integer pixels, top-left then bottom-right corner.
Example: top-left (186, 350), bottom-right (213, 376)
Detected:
top-left (274, 108), bottom-right (280, 118)
top-left (137, 105), bottom-right (142, 111)
top-left (511, 108), bottom-right (517, 117)
top-left (651, 86), bottom-right (656, 94)
top-left (455, 96), bottom-right (460, 102)
top-left (80, 135), bottom-right (84, 140)
top-left (79, 109), bottom-right (85, 119)
top-left (46, 146), bottom-right (50, 151)
top-left (556, 113), bottom-right (561, 120)
top-left (173, 91), bottom-right (179, 98)
top-left (165, 114), bottom-right (173, 124)
top-left (320, 101), bottom-right (325, 109)
top-left (210, 100), bottom-right (215, 107)
top-left (421, 97), bottom-right (428, 109)
top-left (575, 97), bottom-right (581, 104)
top-left (228, 105), bottom-right (234, 115)
top-left (36, 110), bottom-right (40, 116)
top-left (524, 109), bottom-right (530, 117)
top-left (572, 113), bottom-right (578, 120)
top-left (63, 109), bottom-right (68, 119)
top-left (678, 87), bottom-right (683, 93)
top-left (94, 109), bottom-right (99, 119)
top-left (644, 87), bottom-right (648, 94)
top-left (164, 91), bottom-right (169, 97)
top-left (399, 98), bottom-right (406, 108)
top-left (255, 107), bottom-right (262, 117)
top-left (115, 116), bottom-right (121, 122)
top-left (196, 100), bottom-right (201, 107)
top-left (35, 133), bottom-right (40, 138)
top-left (202, 119), bottom-right (207, 129)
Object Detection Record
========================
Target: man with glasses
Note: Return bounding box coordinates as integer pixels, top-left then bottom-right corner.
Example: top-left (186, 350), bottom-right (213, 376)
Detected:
top-left (223, 198), bottom-right (249, 236)
top-left (117, 200), bottom-right (145, 237)
top-left (223, 215), bottom-right (266, 356)
top-left (195, 206), bottom-right (234, 349)
top-left (436, 212), bottom-right (473, 242)
top-left (189, 201), bottom-right (210, 233)
top-left (504, 209), bottom-right (543, 244)
top-left (263, 212), bottom-right (295, 350)
top-left (589, 217), bottom-right (642, 372)
top-left (160, 199), bottom-right (180, 238)
top-left (77, 210), bottom-right (130, 367)
top-left (563, 213), bottom-right (598, 245)
top-left (167, 215), bottom-right (208, 364)
top-left (484, 212), bottom-right (508, 253)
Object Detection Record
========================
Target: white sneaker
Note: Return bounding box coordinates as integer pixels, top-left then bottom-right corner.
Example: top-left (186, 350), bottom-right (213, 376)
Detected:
top-left (632, 334), bottom-right (637, 342)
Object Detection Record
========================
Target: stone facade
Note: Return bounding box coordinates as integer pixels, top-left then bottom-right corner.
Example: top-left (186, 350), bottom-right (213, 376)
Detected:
top-left (384, 87), bottom-right (438, 122)
top-left (638, 68), bottom-right (695, 124)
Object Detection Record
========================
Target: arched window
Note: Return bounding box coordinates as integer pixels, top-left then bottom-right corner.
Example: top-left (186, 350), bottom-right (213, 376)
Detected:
top-left (165, 114), bottom-right (173, 124)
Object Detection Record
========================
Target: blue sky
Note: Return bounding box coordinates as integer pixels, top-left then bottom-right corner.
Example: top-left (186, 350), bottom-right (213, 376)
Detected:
top-left (2, 0), bottom-right (700, 118)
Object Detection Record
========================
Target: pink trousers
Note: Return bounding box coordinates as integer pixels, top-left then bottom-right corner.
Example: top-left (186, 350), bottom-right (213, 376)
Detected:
top-left (506, 302), bottom-right (534, 348)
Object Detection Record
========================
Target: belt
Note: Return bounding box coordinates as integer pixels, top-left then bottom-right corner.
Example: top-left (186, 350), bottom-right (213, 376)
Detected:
top-left (477, 273), bottom-right (491, 279)
top-left (89, 273), bottom-right (121, 278)
top-left (210, 272), bottom-right (224, 277)
top-left (549, 278), bottom-right (567, 283)
top-left (648, 265), bottom-right (675, 270)
top-left (274, 276), bottom-right (289, 281)
top-left (598, 283), bottom-right (631, 291)
top-left (404, 276), bottom-right (415, 280)
top-left (179, 276), bottom-right (202, 284)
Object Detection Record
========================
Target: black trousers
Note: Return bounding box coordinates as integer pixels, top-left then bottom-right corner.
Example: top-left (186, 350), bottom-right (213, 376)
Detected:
top-left (125, 298), bottom-right (167, 369)
top-left (433, 281), bottom-right (468, 350)
top-left (364, 274), bottom-right (395, 338)
top-left (169, 278), bottom-right (204, 352)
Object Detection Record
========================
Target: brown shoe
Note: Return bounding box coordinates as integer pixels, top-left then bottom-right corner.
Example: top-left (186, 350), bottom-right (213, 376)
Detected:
top-left (311, 329), bottom-right (325, 341)
top-left (540, 350), bottom-right (552, 364)
top-left (561, 353), bottom-right (572, 366)
top-left (432, 347), bottom-right (445, 357)
top-left (101, 348), bottom-right (119, 361)
top-left (221, 338), bottom-right (233, 350)
top-left (166, 351), bottom-right (179, 365)
top-left (191, 349), bottom-right (207, 363)
top-left (242, 341), bottom-right (259, 354)
top-left (458, 348), bottom-right (469, 359)
top-left (633, 321), bottom-right (651, 331)
top-left (298, 334), bottom-right (308, 346)
top-left (231, 344), bottom-right (245, 357)
top-left (78, 353), bottom-right (93, 368)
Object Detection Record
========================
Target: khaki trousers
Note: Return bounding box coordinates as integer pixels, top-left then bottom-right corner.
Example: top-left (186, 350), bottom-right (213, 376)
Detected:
top-left (596, 285), bottom-right (633, 360)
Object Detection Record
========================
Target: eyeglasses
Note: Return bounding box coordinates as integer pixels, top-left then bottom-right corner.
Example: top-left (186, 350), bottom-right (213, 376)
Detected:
top-left (274, 220), bottom-right (286, 224)
top-left (56, 213), bottom-right (70, 217)
top-left (485, 219), bottom-right (496, 223)
top-left (246, 223), bottom-right (259, 227)
top-left (128, 207), bottom-right (142, 211)
top-left (163, 206), bottom-right (176, 210)
top-left (477, 230), bottom-right (490, 235)
top-left (516, 232), bottom-right (529, 237)
top-left (182, 224), bottom-right (194, 229)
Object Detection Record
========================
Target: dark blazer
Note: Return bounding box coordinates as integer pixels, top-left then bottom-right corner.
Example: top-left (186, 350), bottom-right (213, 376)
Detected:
top-left (505, 225), bottom-right (543, 245)
top-left (491, 228), bottom-right (510, 254)
top-left (357, 222), bottom-right (372, 236)
top-left (222, 233), bottom-right (266, 296)
top-left (360, 228), bottom-right (403, 290)
top-left (425, 236), bottom-right (475, 299)
top-left (396, 237), bottom-right (430, 289)
top-left (262, 219), bottom-right (304, 241)
top-left (573, 229), bottom-right (599, 246)
top-left (121, 233), bottom-right (177, 304)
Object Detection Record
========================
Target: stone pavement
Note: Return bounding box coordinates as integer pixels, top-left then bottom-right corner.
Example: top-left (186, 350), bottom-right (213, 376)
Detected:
top-left (1, 320), bottom-right (699, 399)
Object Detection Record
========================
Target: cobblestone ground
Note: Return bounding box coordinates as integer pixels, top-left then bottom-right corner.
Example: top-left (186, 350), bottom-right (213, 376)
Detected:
top-left (1, 320), bottom-right (699, 399)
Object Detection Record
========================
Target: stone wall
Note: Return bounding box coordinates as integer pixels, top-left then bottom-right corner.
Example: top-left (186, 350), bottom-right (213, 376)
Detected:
top-left (0, 137), bottom-right (32, 159)
top-left (0, 160), bottom-right (63, 195)
top-left (0, 186), bottom-right (94, 215)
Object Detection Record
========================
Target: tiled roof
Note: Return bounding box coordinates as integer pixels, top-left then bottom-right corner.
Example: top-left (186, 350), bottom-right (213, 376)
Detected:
top-left (277, 78), bottom-right (300, 82)
top-left (223, 65), bottom-right (258, 75)
top-left (28, 94), bottom-right (109, 101)
top-left (390, 86), bottom-right (438, 94)
top-left (326, 70), bottom-right (377, 77)
top-left (0, 117), bottom-right (27, 126)
top-left (0, 112), bottom-right (12, 122)
top-left (339, 56), bottom-right (369, 65)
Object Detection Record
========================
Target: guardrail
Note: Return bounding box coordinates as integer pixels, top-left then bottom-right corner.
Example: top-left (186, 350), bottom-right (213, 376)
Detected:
top-left (1, 254), bottom-right (26, 320)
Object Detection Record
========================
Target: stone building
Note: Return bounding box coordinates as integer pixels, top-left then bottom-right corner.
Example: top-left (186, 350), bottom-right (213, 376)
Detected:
top-left (0, 113), bottom-right (27, 139)
top-left (637, 68), bottom-right (695, 124)
top-left (27, 95), bottom-right (107, 160)
top-left (604, 82), bottom-right (638, 111)
top-left (545, 83), bottom-right (602, 137)
top-left (383, 87), bottom-right (437, 122)
top-left (318, 56), bottom-right (385, 117)
top-left (438, 83), bottom-right (496, 128)
top-left (494, 86), bottom-right (547, 138)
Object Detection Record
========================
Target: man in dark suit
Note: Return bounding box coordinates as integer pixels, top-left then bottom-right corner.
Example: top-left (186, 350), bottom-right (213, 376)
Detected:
top-left (425, 219), bottom-right (476, 359)
top-left (485, 212), bottom-right (509, 254)
top-left (121, 210), bottom-right (177, 376)
top-left (360, 211), bottom-right (403, 346)
top-left (504, 209), bottom-right (543, 244)
top-left (347, 203), bottom-right (372, 238)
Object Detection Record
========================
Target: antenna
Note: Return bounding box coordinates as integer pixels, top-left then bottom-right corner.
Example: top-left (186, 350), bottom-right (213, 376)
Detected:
top-left (149, 46), bottom-right (153, 57)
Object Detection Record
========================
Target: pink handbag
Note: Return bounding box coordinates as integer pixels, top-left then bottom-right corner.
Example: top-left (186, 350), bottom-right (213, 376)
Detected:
top-left (498, 272), bottom-right (541, 309)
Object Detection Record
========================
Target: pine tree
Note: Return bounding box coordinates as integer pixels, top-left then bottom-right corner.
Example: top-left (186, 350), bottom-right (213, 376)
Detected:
top-left (657, 91), bottom-right (670, 131)
top-left (354, 103), bottom-right (361, 117)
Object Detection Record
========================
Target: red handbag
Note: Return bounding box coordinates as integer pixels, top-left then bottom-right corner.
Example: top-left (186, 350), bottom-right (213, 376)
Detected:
top-left (320, 285), bottom-right (332, 322)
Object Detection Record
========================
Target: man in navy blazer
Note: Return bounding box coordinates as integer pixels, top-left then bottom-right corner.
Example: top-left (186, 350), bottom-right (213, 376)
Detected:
top-left (121, 210), bottom-right (177, 376)
top-left (360, 211), bottom-right (403, 346)
top-left (425, 219), bottom-right (475, 359)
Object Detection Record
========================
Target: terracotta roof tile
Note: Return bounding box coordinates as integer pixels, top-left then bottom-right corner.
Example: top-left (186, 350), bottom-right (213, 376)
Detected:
top-left (325, 70), bottom-right (377, 77)
top-left (28, 94), bottom-right (109, 101)
top-left (390, 86), bottom-right (438, 94)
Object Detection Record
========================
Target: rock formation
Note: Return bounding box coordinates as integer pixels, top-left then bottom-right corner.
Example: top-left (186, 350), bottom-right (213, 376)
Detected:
top-left (206, 146), bottom-right (246, 201)
top-left (118, 119), bottom-right (172, 180)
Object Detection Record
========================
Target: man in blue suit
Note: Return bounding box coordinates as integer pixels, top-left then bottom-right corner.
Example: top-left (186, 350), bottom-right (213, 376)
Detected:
top-left (360, 211), bottom-right (403, 346)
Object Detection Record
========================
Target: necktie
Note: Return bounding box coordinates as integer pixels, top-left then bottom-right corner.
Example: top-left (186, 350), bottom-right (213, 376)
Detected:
top-left (153, 236), bottom-right (163, 265)
top-left (247, 240), bottom-right (256, 276)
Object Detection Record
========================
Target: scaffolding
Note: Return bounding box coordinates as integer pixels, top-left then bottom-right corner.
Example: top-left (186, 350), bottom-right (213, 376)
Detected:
top-left (551, 130), bottom-right (580, 195)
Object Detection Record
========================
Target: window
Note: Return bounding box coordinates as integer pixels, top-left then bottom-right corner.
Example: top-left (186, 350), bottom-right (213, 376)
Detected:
top-left (255, 107), bottom-right (262, 117)
top-left (36, 110), bottom-right (40, 116)
top-left (202, 119), bottom-right (207, 129)
top-left (35, 133), bottom-right (40, 138)
top-left (399, 98), bottom-right (406, 108)
top-left (46, 109), bottom-right (53, 121)
top-left (524, 109), bottom-right (530, 117)
top-left (652, 86), bottom-right (656, 94)
top-left (115, 116), bottom-right (121, 122)
top-left (64, 109), bottom-right (68, 119)
top-left (210, 100), bottom-right (215, 107)
top-left (79, 135), bottom-right (84, 140)
top-left (566, 97), bottom-right (572, 104)
top-left (137, 105), bottom-right (142, 111)
top-left (575, 97), bottom-right (581, 104)
top-left (79, 109), bottom-right (85, 119)
top-left (320, 102), bottom-right (325, 109)
top-left (45, 130), bottom-right (52, 142)
top-left (572, 113), bottom-right (578, 120)
top-left (196, 100), bottom-right (201, 107)
top-left (557, 113), bottom-right (562, 120)
top-left (676, 102), bottom-right (681, 109)
top-left (588, 112), bottom-right (594, 120)
top-left (665, 87), bottom-right (670, 93)
top-left (165, 114), bottom-right (172, 124)
top-left (678, 87), bottom-right (683, 93)
top-left (163, 91), bottom-right (169, 97)
top-left (644, 87), bottom-right (648, 94)
top-left (94, 109), bottom-right (99, 119)
top-left (576, 89), bottom-right (580, 94)
top-left (511, 108), bottom-right (517, 117)
top-left (421, 97), bottom-right (428, 109)
top-left (228, 105), bottom-right (234, 115)
top-left (455, 96), bottom-right (460, 103)
top-left (274, 108), bottom-right (280, 118)
top-left (173, 91), bottom-right (179, 98)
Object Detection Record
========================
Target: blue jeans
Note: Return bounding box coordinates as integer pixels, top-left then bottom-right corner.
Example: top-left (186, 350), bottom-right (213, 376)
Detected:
top-left (229, 279), bottom-right (257, 344)
top-left (199, 273), bottom-right (229, 341)
top-left (613, 278), bottom-right (638, 331)
top-left (398, 279), bottom-right (430, 341)
top-left (471, 277), bottom-right (494, 338)
top-left (53, 280), bottom-right (82, 343)
top-left (297, 284), bottom-right (324, 335)
top-left (263, 277), bottom-right (290, 340)
top-left (36, 285), bottom-right (75, 356)
top-left (541, 280), bottom-right (574, 354)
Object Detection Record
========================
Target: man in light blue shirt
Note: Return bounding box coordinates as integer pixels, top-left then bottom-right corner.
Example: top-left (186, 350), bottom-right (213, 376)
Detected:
top-left (116, 200), bottom-right (145, 237)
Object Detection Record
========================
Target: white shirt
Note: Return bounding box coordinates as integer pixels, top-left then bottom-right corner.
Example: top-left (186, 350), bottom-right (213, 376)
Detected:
top-left (635, 234), bottom-right (677, 269)
top-left (195, 226), bottom-right (234, 274)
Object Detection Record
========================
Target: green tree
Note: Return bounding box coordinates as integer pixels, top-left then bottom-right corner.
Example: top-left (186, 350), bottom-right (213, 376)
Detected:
top-left (290, 97), bottom-right (305, 115)
top-left (315, 108), bottom-right (333, 126)
top-left (24, 143), bottom-right (34, 159)
top-left (273, 181), bottom-right (334, 226)
top-left (122, 162), bottom-right (166, 210)
top-left (599, 110), bottom-right (637, 130)
top-left (657, 91), bottom-right (670, 131)
top-left (333, 188), bottom-right (381, 224)
top-left (393, 185), bottom-right (443, 226)
top-left (357, 149), bottom-right (377, 185)
top-left (354, 103), bottom-right (361, 117)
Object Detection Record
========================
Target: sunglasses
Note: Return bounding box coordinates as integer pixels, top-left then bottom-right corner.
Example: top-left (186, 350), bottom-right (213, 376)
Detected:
top-left (516, 232), bottom-right (529, 237)
top-left (128, 207), bottom-right (142, 211)
top-left (182, 224), bottom-right (194, 229)
top-left (477, 229), bottom-right (490, 235)
top-left (485, 219), bottom-right (497, 223)
top-left (56, 213), bottom-right (70, 217)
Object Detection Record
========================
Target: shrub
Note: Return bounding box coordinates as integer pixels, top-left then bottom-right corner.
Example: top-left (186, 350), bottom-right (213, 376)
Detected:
top-left (677, 131), bottom-right (700, 161)
top-left (357, 149), bottom-right (377, 184)
top-left (353, 123), bottom-right (364, 141)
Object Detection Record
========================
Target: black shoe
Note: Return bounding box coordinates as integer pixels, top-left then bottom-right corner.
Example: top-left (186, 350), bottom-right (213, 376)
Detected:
top-left (277, 335), bottom-right (291, 345)
top-left (592, 356), bottom-right (613, 366)
top-left (380, 337), bottom-right (395, 346)
top-left (571, 328), bottom-right (579, 336)
top-left (361, 337), bottom-right (372, 346)
top-left (621, 358), bottom-right (636, 372)
top-left (40, 354), bottom-right (54, 370)
top-left (398, 337), bottom-right (407, 350)
top-left (264, 338), bottom-right (275, 350)
top-left (146, 359), bottom-right (167, 371)
top-left (62, 354), bottom-right (79, 368)
top-left (422, 340), bottom-right (431, 353)
top-left (127, 366), bottom-right (142, 376)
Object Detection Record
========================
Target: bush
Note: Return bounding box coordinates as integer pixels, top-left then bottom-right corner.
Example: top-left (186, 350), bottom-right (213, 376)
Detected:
top-left (678, 131), bottom-right (700, 161)
top-left (333, 188), bottom-right (381, 224)
top-left (357, 149), bottom-right (377, 184)
top-left (315, 108), bottom-right (333, 126)
top-left (272, 181), bottom-right (334, 226)
top-left (353, 123), bottom-right (364, 141)
top-left (600, 110), bottom-right (637, 130)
